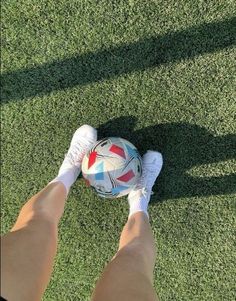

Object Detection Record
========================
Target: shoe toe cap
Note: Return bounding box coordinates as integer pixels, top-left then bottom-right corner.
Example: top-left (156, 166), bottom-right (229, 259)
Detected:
top-left (74, 124), bottom-right (97, 141)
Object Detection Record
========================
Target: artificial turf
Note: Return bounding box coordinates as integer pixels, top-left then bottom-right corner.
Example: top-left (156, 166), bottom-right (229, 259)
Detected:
top-left (1, 1), bottom-right (236, 300)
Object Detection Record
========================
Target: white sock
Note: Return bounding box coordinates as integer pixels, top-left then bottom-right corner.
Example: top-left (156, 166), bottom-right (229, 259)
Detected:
top-left (49, 166), bottom-right (80, 195)
top-left (128, 191), bottom-right (150, 219)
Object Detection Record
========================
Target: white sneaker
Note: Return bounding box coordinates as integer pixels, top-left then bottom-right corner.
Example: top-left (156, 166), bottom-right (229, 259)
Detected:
top-left (128, 150), bottom-right (163, 205)
top-left (59, 124), bottom-right (97, 173)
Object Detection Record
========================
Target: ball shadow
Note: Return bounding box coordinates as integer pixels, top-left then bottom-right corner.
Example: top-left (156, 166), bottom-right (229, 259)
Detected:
top-left (98, 116), bottom-right (236, 201)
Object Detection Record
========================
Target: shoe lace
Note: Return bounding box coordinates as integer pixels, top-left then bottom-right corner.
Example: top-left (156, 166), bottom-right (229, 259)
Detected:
top-left (135, 164), bottom-right (156, 197)
top-left (65, 137), bottom-right (92, 166)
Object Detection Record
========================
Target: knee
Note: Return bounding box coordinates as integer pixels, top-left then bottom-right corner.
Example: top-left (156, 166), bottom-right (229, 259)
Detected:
top-left (111, 243), bottom-right (156, 285)
top-left (114, 241), bottom-right (156, 266)
top-left (18, 200), bottom-right (59, 226)
top-left (121, 238), bottom-right (156, 257)
top-left (12, 206), bottom-right (58, 238)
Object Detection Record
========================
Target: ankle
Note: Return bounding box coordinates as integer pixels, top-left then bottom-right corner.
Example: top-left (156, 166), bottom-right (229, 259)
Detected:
top-left (50, 167), bottom-right (79, 195)
top-left (128, 194), bottom-right (149, 219)
top-left (128, 211), bottom-right (149, 221)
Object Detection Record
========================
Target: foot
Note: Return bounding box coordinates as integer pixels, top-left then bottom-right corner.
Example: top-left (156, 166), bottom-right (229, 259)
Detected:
top-left (59, 125), bottom-right (97, 173)
top-left (51, 125), bottom-right (97, 194)
top-left (128, 151), bottom-right (163, 218)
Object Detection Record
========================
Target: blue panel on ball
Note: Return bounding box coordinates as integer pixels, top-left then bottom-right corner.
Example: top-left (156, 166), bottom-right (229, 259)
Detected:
top-left (95, 161), bottom-right (104, 172)
top-left (125, 144), bottom-right (137, 158)
top-left (95, 172), bottom-right (104, 180)
top-left (112, 186), bottom-right (129, 194)
top-left (95, 161), bottom-right (104, 180)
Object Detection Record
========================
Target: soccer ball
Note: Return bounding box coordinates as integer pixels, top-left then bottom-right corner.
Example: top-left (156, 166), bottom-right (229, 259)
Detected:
top-left (82, 137), bottom-right (142, 198)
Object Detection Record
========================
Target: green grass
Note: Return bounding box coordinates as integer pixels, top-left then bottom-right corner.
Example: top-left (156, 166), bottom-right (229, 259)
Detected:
top-left (1, 1), bottom-right (236, 300)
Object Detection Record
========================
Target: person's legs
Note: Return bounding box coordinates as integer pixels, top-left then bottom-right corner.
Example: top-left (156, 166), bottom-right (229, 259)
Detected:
top-left (91, 212), bottom-right (158, 301)
top-left (1, 125), bottom-right (97, 301)
top-left (92, 151), bottom-right (163, 301)
top-left (1, 182), bottom-right (67, 301)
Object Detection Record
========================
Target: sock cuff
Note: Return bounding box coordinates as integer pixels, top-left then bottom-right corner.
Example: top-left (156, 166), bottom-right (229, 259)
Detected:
top-left (50, 166), bottom-right (80, 195)
top-left (49, 175), bottom-right (71, 195)
top-left (128, 196), bottom-right (149, 219)
top-left (128, 209), bottom-right (149, 219)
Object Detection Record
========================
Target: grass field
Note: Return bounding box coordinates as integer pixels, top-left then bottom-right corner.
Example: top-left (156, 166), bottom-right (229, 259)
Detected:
top-left (1, 1), bottom-right (236, 300)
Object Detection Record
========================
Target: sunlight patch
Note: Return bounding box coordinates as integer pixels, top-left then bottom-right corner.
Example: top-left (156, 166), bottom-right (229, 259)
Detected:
top-left (186, 159), bottom-right (236, 177)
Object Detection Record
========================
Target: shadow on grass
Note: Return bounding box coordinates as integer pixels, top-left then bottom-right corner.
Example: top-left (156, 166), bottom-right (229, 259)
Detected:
top-left (98, 116), bottom-right (236, 201)
top-left (2, 17), bottom-right (236, 103)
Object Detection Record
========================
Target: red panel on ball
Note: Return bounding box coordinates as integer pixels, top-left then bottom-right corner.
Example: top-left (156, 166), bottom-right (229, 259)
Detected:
top-left (88, 151), bottom-right (97, 168)
top-left (109, 144), bottom-right (126, 159)
top-left (117, 170), bottom-right (135, 182)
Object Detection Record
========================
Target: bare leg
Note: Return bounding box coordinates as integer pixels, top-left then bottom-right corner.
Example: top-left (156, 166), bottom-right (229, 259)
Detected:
top-left (1, 125), bottom-right (97, 301)
top-left (1, 182), bottom-right (67, 301)
top-left (91, 212), bottom-right (158, 301)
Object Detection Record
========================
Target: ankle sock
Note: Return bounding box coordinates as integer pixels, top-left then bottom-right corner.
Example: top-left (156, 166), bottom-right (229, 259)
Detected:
top-left (49, 166), bottom-right (80, 195)
top-left (128, 191), bottom-right (150, 219)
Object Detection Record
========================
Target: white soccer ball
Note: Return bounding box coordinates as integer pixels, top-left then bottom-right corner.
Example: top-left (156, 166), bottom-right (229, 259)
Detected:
top-left (82, 137), bottom-right (142, 198)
